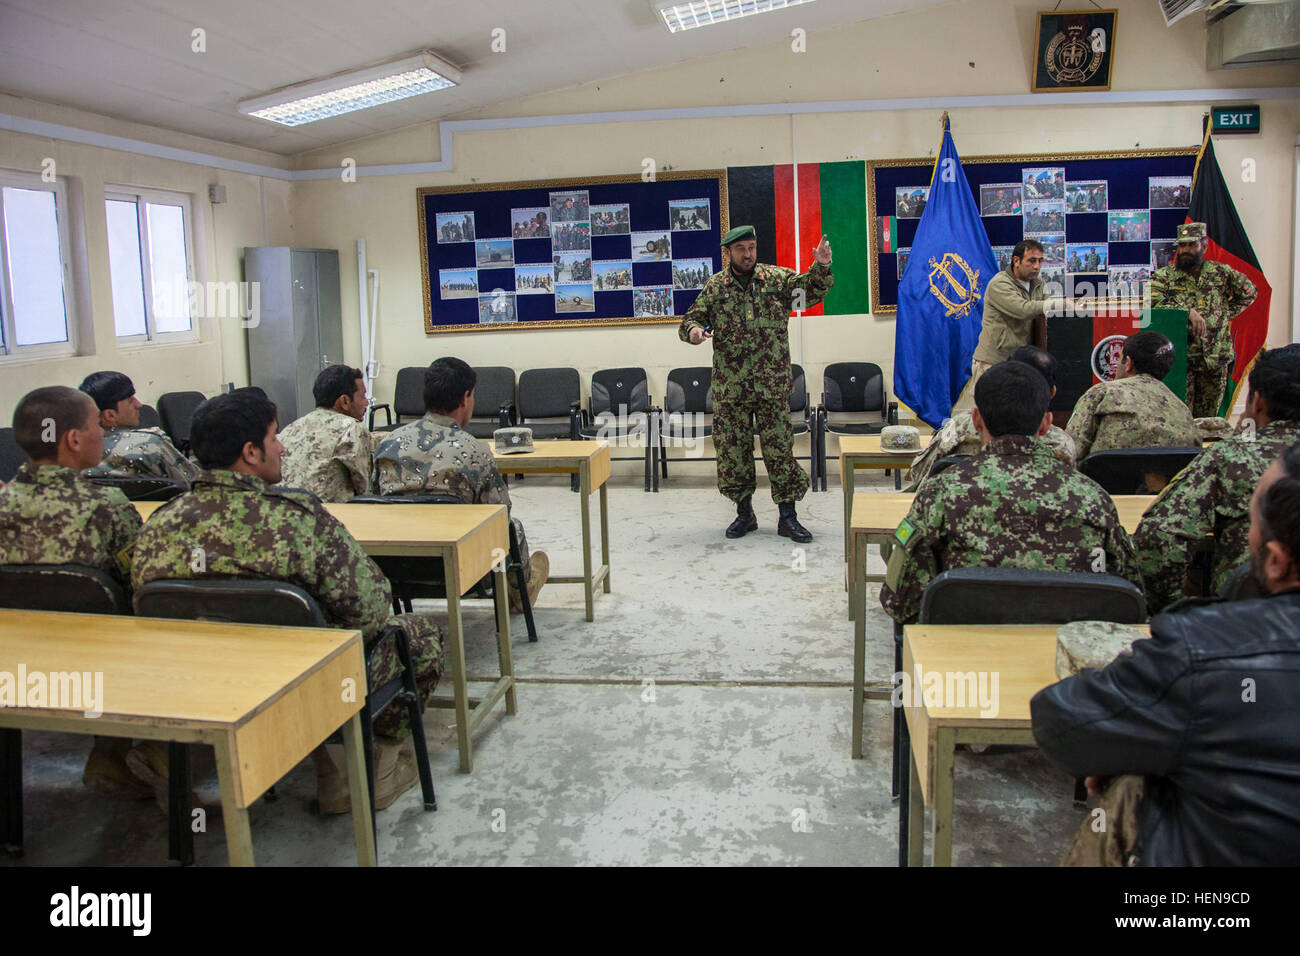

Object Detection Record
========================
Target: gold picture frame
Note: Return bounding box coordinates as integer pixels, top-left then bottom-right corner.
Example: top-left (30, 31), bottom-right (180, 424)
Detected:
top-left (1032, 9), bottom-right (1118, 94)
top-left (417, 169), bottom-right (729, 334)
top-left (866, 146), bottom-right (1198, 314)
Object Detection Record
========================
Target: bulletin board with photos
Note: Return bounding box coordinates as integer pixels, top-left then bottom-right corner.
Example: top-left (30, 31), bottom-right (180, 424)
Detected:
top-left (417, 170), bottom-right (728, 332)
top-left (867, 147), bottom-right (1198, 314)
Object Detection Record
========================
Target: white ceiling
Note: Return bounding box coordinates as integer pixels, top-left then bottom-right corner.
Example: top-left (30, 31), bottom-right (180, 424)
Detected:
top-left (0, 0), bottom-right (944, 156)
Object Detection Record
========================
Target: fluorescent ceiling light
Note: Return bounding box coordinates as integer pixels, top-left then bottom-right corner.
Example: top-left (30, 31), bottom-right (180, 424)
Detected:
top-left (658, 0), bottom-right (818, 34)
top-left (238, 51), bottom-right (461, 127)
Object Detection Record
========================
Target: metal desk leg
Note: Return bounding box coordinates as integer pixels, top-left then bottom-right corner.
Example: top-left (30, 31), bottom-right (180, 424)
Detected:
top-left (842, 457), bottom-right (856, 567)
top-left (445, 574), bottom-right (473, 774)
top-left (851, 531), bottom-right (868, 760)
top-left (599, 483), bottom-right (611, 594)
top-left (212, 733), bottom-right (254, 867)
top-left (898, 712), bottom-right (911, 867)
top-left (580, 461), bottom-right (594, 622)
top-left (907, 736), bottom-right (924, 867)
top-left (494, 569), bottom-right (517, 716)
top-left (341, 713), bottom-right (377, 867)
top-left (932, 726), bottom-right (957, 867)
top-left (0, 728), bottom-right (21, 856)
top-left (168, 740), bottom-right (194, 865)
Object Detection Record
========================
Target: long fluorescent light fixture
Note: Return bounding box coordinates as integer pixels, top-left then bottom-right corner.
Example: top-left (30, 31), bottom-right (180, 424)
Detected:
top-left (658, 0), bottom-right (818, 33)
top-left (238, 51), bottom-right (461, 127)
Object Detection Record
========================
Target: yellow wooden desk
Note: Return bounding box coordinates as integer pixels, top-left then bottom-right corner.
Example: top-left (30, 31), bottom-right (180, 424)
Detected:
top-left (137, 501), bottom-right (515, 775)
top-left (899, 623), bottom-right (1147, 866)
top-left (848, 493), bottom-right (1154, 759)
top-left (838, 436), bottom-right (919, 568)
top-left (0, 608), bottom-right (372, 867)
top-left (493, 440), bottom-right (612, 622)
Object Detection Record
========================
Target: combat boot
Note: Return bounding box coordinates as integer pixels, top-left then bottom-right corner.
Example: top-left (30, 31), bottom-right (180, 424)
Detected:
top-left (777, 502), bottom-right (812, 543)
top-left (725, 497), bottom-right (758, 538)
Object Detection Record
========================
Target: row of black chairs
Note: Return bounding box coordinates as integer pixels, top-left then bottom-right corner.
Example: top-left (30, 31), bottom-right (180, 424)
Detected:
top-left (930, 445), bottom-right (1204, 496)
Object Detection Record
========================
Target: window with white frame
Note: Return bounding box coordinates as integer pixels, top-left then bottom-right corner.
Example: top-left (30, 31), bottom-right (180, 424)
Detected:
top-left (0, 169), bottom-right (77, 359)
top-left (105, 186), bottom-right (197, 343)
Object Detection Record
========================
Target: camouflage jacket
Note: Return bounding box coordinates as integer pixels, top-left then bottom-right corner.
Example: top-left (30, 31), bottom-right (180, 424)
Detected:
top-left (906, 410), bottom-right (1075, 487)
top-left (0, 462), bottom-right (141, 589)
top-left (678, 261), bottom-right (833, 401)
top-left (131, 469), bottom-right (394, 641)
top-left (87, 426), bottom-right (199, 486)
top-left (373, 413), bottom-right (510, 508)
top-left (1133, 418), bottom-right (1300, 613)
top-left (1066, 373), bottom-right (1200, 460)
top-left (881, 434), bottom-right (1141, 624)
top-left (277, 407), bottom-right (374, 503)
top-left (1149, 260), bottom-right (1257, 369)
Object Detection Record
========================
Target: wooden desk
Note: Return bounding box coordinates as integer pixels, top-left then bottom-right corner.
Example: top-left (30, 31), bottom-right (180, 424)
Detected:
top-left (137, 501), bottom-right (516, 775)
top-left (848, 493), bottom-right (1154, 759)
top-left (0, 609), bottom-right (373, 867)
top-left (899, 623), bottom-right (1147, 866)
top-left (838, 436), bottom-right (917, 569)
top-left (493, 441), bottom-right (612, 622)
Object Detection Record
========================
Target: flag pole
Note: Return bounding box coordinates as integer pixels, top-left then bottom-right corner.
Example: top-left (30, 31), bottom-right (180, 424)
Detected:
top-left (1191, 117), bottom-right (1212, 191)
top-left (929, 111), bottom-right (949, 184)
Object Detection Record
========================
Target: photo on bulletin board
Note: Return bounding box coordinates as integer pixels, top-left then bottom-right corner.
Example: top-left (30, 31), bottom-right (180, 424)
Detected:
top-left (866, 146), bottom-right (1197, 314)
top-left (1032, 9), bottom-right (1117, 93)
top-left (417, 170), bottom-right (727, 332)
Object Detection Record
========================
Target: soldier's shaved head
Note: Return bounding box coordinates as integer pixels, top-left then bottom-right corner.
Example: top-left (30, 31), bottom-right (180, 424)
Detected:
top-left (974, 362), bottom-right (1051, 437)
top-left (12, 386), bottom-right (98, 460)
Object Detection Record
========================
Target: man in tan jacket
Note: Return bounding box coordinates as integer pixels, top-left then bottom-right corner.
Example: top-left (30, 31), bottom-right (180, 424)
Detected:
top-left (971, 240), bottom-right (1075, 387)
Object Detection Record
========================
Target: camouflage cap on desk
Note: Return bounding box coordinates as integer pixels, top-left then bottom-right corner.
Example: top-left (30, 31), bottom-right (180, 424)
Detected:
top-left (1175, 222), bottom-right (1207, 244)
top-left (494, 426), bottom-right (534, 454)
top-left (721, 225), bottom-right (756, 246)
top-left (1055, 620), bottom-right (1140, 680)
top-left (880, 425), bottom-right (921, 451)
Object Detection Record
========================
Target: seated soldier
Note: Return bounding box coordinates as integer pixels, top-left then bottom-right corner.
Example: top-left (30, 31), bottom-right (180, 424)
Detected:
top-left (907, 346), bottom-right (1076, 487)
top-left (78, 371), bottom-right (199, 486)
top-left (374, 357), bottom-right (548, 612)
top-left (0, 386), bottom-right (146, 799)
top-left (1065, 330), bottom-right (1199, 460)
top-left (880, 362), bottom-right (1141, 625)
top-left (277, 364), bottom-right (374, 502)
top-left (1134, 344), bottom-right (1300, 613)
top-left (130, 390), bottom-right (445, 813)
top-left (1032, 443), bottom-right (1300, 865)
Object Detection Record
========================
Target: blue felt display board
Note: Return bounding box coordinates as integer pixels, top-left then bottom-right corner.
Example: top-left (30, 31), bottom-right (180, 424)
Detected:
top-left (868, 148), bottom-right (1198, 313)
top-left (417, 171), bottom-right (727, 333)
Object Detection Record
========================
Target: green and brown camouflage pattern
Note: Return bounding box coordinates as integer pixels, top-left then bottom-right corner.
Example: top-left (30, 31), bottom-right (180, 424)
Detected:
top-left (1148, 260), bottom-right (1256, 371)
top-left (1066, 373), bottom-right (1200, 460)
top-left (906, 410), bottom-right (1076, 488)
top-left (1133, 419), bottom-right (1300, 612)
top-left (0, 462), bottom-right (142, 589)
top-left (131, 468), bottom-right (443, 736)
top-left (880, 434), bottom-right (1142, 624)
top-left (278, 407), bottom-right (374, 503)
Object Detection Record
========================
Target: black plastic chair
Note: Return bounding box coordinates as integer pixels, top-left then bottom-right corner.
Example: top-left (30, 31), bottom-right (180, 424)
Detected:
top-left (137, 405), bottom-right (162, 429)
top-left (0, 564), bottom-right (130, 861)
top-left (368, 367), bottom-right (424, 432)
top-left (84, 475), bottom-right (187, 502)
top-left (134, 577), bottom-right (436, 860)
top-left (579, 367), bottom-right (654, 492)
top-left (348, 494), bottom-right (538, 643)
top-left (517, 367), bottom-right (583, 491)
top-left (156, 391), bottom-right (206, 454)
top-left (1219, 563), bottom-right (1265, 602)
top-left (895, 567), bottom-right (1147, 864)
top-left (928, 455), bottom-right (970, 480)
top-left (817, 362), bottom-right (898, 490)
top-left (0, 428), bottom-right (28, 483)
top-left (463, 366), bottom-right (517, 440)
top-left (787, 364), bottom-right (820, 492)
top-left (1078, 446), bottom-right (1203, 495)
top-left (658, 367), bottom-right (713, 484)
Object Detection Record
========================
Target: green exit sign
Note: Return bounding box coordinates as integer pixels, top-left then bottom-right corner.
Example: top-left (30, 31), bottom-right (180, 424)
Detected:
top-left (1211, 106), bottom-right (1260, 134)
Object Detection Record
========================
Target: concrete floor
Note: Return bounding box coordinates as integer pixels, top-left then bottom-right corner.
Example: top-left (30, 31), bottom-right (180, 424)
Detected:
top-left (3, 465), bottom-right (1084, 866)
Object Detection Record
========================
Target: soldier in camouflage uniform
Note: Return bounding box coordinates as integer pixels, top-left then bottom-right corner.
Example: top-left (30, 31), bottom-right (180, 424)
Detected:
top-left (1066, 330), bottom-right (1199, 460)
top-left (679, 225), bottom-right (832, 542)
top-left (373, 357), bottom-right (547, 612)
top-left (79, 371), bottom-right (199, 486)
top-left (907, 346), bottom-right (1076, 487)
top-left (1133, 344), bottom-right (1300, 613)
top-left (0, 386), bottom-right (149, 799)
top-left (1148, 222), bottom-right (1257, 418)
top-left (277, 364), bottom-right (374, 502)
top-left (131, 390), bottom-right (444, 812)
top-left (881, 363), bottom-right (1141, 625)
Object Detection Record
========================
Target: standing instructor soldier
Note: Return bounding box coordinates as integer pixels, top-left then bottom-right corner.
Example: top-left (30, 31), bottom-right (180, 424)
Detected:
top-left (679, 225), bottom-right (832, 543)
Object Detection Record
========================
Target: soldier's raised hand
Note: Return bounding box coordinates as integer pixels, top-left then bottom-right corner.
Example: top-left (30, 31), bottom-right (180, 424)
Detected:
top-left (688, 326), bottom-right (713, 345)
top-left (814, 235), bottom-right (832, 266)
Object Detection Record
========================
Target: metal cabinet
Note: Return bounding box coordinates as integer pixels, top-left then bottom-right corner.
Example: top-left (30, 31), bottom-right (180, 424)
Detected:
top-left (243, 247), bottom-right (343, 424)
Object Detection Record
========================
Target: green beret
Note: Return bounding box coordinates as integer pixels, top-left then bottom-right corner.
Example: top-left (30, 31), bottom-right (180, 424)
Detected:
top-left (721, 225), bottom-right (756, 246)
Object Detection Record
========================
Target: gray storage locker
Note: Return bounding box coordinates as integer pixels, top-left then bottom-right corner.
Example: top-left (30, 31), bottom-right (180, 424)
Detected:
top-left (242, 247), bottom-right (343, 425)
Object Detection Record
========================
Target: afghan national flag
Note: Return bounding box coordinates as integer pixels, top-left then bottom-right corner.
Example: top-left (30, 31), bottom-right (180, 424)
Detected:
top-left (1188, 131), bottom-right (1272, 416)
top-left (726, 161), bottom-right (869, 314)
top-left (1049, 307), bottom-right (1189, 413)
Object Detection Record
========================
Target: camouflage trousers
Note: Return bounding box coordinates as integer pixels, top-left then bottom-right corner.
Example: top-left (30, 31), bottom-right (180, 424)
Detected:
top-left (505, 516), bottom-right (538, 592)
top-left (1185, 360), bottom-right (1230, 419)
top-left (712, 395), bottom-right (809, 505)
top-left (369, 612), bottom-right (445, 738)
top-left (969, 359), bottom-right (994, 391)
top-left (1061, 774), bottom-right (1144, 866)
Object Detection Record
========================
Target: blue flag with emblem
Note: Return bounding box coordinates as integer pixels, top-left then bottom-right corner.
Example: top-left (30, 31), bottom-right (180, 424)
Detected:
top-left (894, 115), bottom-right (996, 428)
